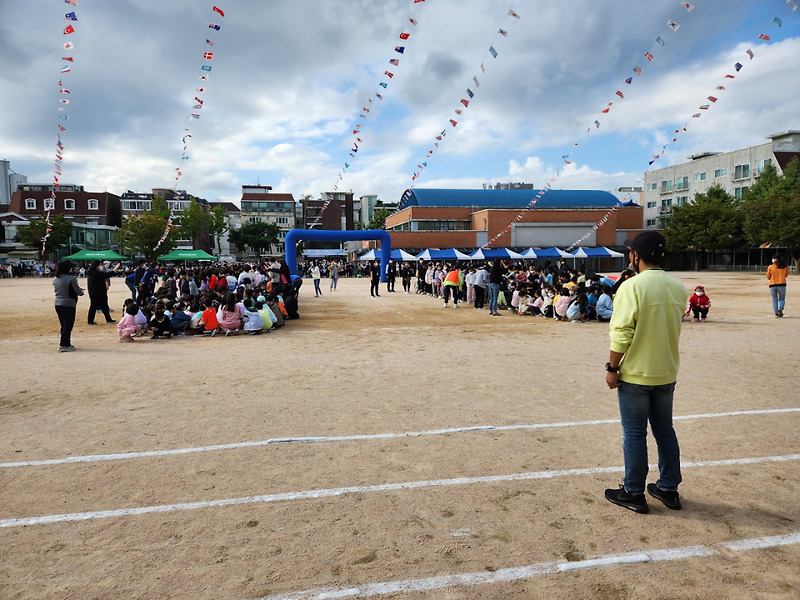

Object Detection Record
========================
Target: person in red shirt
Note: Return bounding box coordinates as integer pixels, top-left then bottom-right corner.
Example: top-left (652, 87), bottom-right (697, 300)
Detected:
top-left (685, 285), bottom-right (711, 322)
top-left (198, 297), bottom-right (220, 336)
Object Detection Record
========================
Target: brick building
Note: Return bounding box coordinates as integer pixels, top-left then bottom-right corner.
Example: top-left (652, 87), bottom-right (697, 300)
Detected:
top-left (385, 188), bottom-right (642, 249)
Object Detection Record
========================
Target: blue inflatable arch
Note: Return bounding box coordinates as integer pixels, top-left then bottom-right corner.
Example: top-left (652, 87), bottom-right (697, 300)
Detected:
top-left (284, 229), bottom-right (392, 282)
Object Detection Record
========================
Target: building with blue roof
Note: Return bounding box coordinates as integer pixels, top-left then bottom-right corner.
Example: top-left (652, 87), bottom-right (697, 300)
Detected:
top-left (386, 188), bottom-right (643, 249)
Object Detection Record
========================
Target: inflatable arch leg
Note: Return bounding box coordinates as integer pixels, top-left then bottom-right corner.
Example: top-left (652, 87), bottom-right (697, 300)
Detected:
top-left (284, 229), bottom-right (392, 282)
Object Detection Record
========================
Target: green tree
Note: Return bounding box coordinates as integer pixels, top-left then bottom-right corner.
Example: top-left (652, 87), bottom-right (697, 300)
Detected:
top-left (117, 213), bottom-right (178, 261)
top-left (743, 158), bottom-right (800, 271)
top-left (17, 211), bottom-right (73, 258)
top-left (228, 221), bottom-right (282, 256)
top-left (178, 197), bottom-right (209, 248)
top-left (208, 205), bottom-right (230, 255)
top-left (368, 207), bottom-right (391, 230)
top-left (151, 195), bottom-right (171, 220)
top-left (664, 184), bottom-right (744, 270)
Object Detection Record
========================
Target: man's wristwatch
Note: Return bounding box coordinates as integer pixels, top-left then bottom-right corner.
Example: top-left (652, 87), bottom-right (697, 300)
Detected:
top-left (605, 362), bottom-right (620, 373)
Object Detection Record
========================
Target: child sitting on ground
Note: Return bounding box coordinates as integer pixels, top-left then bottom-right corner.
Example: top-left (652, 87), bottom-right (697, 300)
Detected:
top-left (150, 302), bottom-right (171, 339)
top-left (117, 302), bottom-right (143, 343)
top-left (198, 297), bottom-right (220, 336)
top-left (243, 303), bottom-right (264, 334)
top-left (686, 285), bottom-right (711, 322)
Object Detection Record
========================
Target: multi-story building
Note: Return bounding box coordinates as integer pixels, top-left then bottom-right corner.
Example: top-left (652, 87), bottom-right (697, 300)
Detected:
top-left (239, 185), bottom-right (296, 256)
top-left (642, 130), bottom-right (800, 229)
top-left (9, 184), bottom-right (122, 254)
top-left (1, 160), bottom-right (27, 209)
top-left (207, 201), bottom-right (241, 259)
top-left (302, 191), bottom-right (354, 231)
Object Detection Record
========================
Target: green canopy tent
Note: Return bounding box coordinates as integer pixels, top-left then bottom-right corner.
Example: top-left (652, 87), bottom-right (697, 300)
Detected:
top-left (157, 249), bottom-right (218, 262)
top-left (62, 249), bottom-right (127, 261)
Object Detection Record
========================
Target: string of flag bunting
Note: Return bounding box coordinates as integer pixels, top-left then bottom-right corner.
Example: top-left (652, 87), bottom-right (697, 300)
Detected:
top-left (410, 8), bottom-right (521, 186)
top-left (44, 0), bottom-right (80, 255)
top-left (308, 0), bottom-right (429, 230)
top-left (154, 4), bottom-right (227, 250)
top-left (564, 0), bottom-right (798, 251)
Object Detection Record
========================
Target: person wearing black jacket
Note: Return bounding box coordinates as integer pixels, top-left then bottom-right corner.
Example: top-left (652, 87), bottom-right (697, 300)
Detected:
top-left (488, 258), bottom-right (507, 316)
top-left (86, 261), bottom-right (120, 325)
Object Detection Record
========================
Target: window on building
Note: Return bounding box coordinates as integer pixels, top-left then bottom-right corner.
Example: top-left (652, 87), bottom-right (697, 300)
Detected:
top-left (734, 186), bottom-right (749, 200)
top-left (44, 198), bottom-right (55, 210)
top-left (25, 198), bottom-right (36, 210)
top-left (756, 159), bottom-right (772, 175)
top-left (647, 183), bottom-right (658, 191)
top-left (646, 218), bottom-right (657, 227)
top-left (676, 176), bottom-right (689, 191)
top-left (734, 163), bottom-right (750, 180)
top-left (275, 217), bottom-right (289, 225)
top-left (676, 196), bottom-right (689, 206)
top-left (694, 172), bottom-right (706, 182)
top-left (660, 180), bottom-right (673, 193)
top-left (64, 198), bottom-right (75, 210)
top-left (714, 168), bottom-right (727, 177)
top-left (88, 199), bottom-right (99, 210)
top-left (661, 198), bottom-right (672, 207)
top-left (248, 217), bottom-right (262, 223)
top-left (646, 201), bottom-right (657, 208)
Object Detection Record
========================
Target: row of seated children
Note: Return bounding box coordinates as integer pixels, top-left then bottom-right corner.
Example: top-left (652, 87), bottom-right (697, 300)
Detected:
top-left (117, 289), bottom-right (296, 342)
top-left (508, 283), bottom-right (614, 323)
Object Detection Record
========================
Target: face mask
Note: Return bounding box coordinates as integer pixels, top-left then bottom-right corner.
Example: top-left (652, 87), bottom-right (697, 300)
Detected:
top-left (695, 291), bottom-right (703, 296)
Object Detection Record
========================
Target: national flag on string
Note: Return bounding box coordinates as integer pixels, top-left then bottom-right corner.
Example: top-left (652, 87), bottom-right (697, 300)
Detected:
top-left (667, 20), bottom-right (680, 31)
top-left (466, 88), bottom-right (474, 98)
top-left (480, 62), bottom-right (485, 74)
top-left (58, 124), bottom-right (66, 131)
top-left (450, 119), bottom-right (457, 127)
top-left (209, 23), bottom-right (220, 30)
top-left (206, 39), bottom-right (215, 46)
top-left (473, 75), bottom-right (480, 87)
top-left (707, 96), bottom-right (717, 102)
top-left (191, 113), bottom-right (200, 119)
top-left (489, 46), bottom-right (498, 58)
top-left (692, 113), bottom-right (701, 118)
top-left (508, 9), bottom-right (520, 18)
top-left (594, 120), bottom-right (600, 128)
top-left (734, 62), bottom-right (743, 71)
top-left (645, 52), bottom-right (655, 62)
top-left (379, 82), bottom-right (387, 88)
top-left (682, 2), bottom-right (694, 12)
top-left (60, 89), bottom-right (70, 94)
top-left (633, 66), bottom-right (643, 75)
top-left (746, 49), bottom-right (754, 60)
top-left (197, 87), bottom-right (205, 93)
top-left (204, 52), bottom-right (214, 59)
top-left (65, 12), bottom-right (77, 21)
top-left (699, 104), bottom-right (709, 110)
top-left (656, 36), bottom-right (665, 47)
top-left (498, 28), bottom-right (508, 36)
top-left (62, 57), bottom-right (74, 62)
top-left (390, 58), bottom-right (399, 66)
top-left (213, 6), bottom-right (225, 17)
top-left (395, 46), bottom-right (405, 54)
top-left (200, 75), bottom-right (209, 81)
top-left (758, 33), bottom-right (771, 41)
top-left (384, 71), bottom-right (394, 78)
top-left (59, 98), bottom-right (69, 104)
top-left (201, 65), bottom-right (212, 71)
top-left (375, 93), bottom-right (383, 99)
top-left (616, 90), bottom-right (624, 98)
top-left (195, 97), bottom-right (204, 104)
top-left (716, 85), bottom-right (726, 90)
top-left (61, 65), bottom-right (71, 73)
top-left (414, 0), bottom-right (425, 3)
top-left (725, 74), bottom-right (735, 78)
top-left (625, 77), bottom-right (633, 84)
top-left (461, 99), bottom-right (469, 107)
top-left (65, 0), bottom-right (77, 5)
top-left (788, 1), bottom-right (798, 13)
top-left (63, 42), bottom-right (74, 50)
top-left (773, 17), bottom-right (783, 26)
top-left (409, 18), bottom-right (418, 25)
top-left (194, 104), bottom-right (203, 110)
top-left (455, 109), bottom-right (462, 115)
top-left (399, 32), bottom-right (410, 40)
top-left (63, 24), bottom-right (75, 34)
top-left (602, 108), bottom-right (610, 113)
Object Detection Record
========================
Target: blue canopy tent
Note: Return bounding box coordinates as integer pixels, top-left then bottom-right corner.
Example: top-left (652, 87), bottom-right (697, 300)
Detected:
top-left (392, 249), bottom-right (419, 261)
top-left (357, 249), bottom-right (380, 261)
top-left (470, 248), bottom-right (524, 260)
top-left (415, 248), bottom-right (473, 261)
top-left (529, 247), bottom-right (570, 258)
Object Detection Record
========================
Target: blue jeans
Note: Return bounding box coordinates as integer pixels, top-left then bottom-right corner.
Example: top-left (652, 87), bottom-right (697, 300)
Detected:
top-left (769, 285), bottom-right (786, 314)
top-left (488, 283), bottom-right (501, 312)
top-left (313, 279), bottom-right (322, 296)
top-left (617, 381), bottom-right (681, 494)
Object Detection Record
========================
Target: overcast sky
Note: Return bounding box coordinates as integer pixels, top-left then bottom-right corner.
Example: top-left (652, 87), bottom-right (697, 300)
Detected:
top-left (1, 0), bottom-right (798, 206)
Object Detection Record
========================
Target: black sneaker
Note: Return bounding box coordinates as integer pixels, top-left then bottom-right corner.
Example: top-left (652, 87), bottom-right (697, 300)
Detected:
top-left (647, 483), bottom-right (681, 510)
top-left (605, 486), bottom-right (649, 513)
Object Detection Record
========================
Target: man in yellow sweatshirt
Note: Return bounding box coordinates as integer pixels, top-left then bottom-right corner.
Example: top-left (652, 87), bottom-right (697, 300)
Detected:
top-left (604, 231), bottom-right (687, 514)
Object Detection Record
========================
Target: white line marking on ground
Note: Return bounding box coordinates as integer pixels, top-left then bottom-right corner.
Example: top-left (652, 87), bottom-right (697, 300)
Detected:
top-left (2, 454), bottom-right (799, 529)
top-left (248, 533), bottom-right (800, 600)
top-left (2, 408), bottom-right (797, 469)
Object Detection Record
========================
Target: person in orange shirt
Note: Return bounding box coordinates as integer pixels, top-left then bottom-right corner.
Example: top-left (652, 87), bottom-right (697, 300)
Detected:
top-left (766, 255), bottom-right (789, 317)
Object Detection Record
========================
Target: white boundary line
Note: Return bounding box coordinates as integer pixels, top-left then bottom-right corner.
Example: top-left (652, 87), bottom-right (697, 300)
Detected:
top-left (247, 532), bottom-right (800, 600)
top-left (2, 407), bottom-right (798, 469)
top-left (2, 453), bottom-right (799, 529)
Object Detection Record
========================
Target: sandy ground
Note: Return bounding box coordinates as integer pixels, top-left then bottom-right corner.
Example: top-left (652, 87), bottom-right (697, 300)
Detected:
top-left (0, 271), bottom-right (798, 600)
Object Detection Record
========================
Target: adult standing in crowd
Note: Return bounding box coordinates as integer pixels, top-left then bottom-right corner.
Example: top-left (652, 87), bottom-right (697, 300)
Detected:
top-left (369, 260), bottom-right (381, 297)
top-left (604, 231), bottom-right (687, 514)
top-left (53, 260), bottom-right (84, 352)
top-left (766, 254), bottom-right (789, 317)
top-left (386, 258), bottom-right (397, 293)
top-left (488, 258), bottom-right (506, 316)
top-left (86, 261), bottom-right (121, 325)
top-left (473, 263), bottom-right (489, 309)
top-left (311, 262), bottom-right (323, 297)
top-left (330, 261), bottom-right (340, 292)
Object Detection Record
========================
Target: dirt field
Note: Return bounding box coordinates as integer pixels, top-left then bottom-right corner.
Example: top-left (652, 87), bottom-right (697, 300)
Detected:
top-left (0, 271), bottom-right (798, 600)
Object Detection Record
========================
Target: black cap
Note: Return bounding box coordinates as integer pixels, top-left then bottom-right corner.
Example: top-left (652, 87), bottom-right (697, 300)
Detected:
top-left (629, 231), bottom-right (666, 259)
